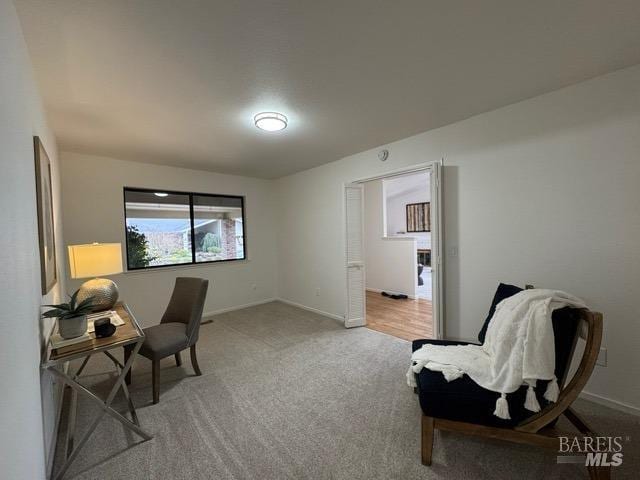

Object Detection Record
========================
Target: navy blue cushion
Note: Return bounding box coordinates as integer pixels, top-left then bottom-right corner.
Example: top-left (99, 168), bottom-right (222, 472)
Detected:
top-left (477, 283), bottom-right (523, 344)
top-left (416, 361), bottom-right (545, 428)
top-left (412, 306), bottom-right (581, 428)
top-left (550, 306), bottom-right (581, 382)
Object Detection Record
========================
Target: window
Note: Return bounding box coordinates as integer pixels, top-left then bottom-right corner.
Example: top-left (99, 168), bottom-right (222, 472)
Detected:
top-left (123, 188), bottom-right (246, 270)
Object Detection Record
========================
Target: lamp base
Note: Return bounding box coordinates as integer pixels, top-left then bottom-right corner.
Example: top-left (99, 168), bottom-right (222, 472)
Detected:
top-left (77, 278), bottom-right (119, 312)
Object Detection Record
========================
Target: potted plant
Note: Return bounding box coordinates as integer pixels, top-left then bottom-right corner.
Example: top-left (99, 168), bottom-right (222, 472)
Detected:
top-left (42, 290), bottom-right (96, 339)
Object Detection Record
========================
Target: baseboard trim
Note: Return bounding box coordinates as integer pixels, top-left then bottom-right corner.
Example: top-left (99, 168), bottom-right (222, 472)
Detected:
top-left (579, 390), bottom-right (640, 416)
top-left (276, 298), bottom-right (345, 322)
top-left (202, 297), bottom-right (345, 323)
top-left (203, 298), bottom-right (277, 319)
top-left (366, 287), bottom-right (416, 300)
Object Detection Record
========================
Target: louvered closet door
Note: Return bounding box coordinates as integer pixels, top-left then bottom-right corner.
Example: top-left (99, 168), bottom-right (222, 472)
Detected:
top-left (345, 184), bottom-right (365, 327)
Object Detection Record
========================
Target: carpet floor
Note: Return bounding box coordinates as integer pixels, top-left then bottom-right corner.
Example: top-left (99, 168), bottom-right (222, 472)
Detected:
top-left (52, 301), bottom-right (639, 479)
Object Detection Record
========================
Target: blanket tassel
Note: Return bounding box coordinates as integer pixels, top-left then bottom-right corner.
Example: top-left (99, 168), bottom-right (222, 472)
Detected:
top-left (544, 376), bottom-right (560, 403)
top-left (494, 393), bottom-right (511, 420)
top-left (406, 364), bottom-right (418, 387)
top-left (524, 382), bottom-right (541, 412)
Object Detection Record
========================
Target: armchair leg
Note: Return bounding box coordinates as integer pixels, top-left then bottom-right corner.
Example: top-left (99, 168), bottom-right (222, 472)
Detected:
top-left (175, 352), bottom-right (182, 367)
top-left (421, 415), bottom-right (435, 466)
top-left (190, 344), bottom-right (202, 376)
top-left (152, 359), bottom-right (160, 404)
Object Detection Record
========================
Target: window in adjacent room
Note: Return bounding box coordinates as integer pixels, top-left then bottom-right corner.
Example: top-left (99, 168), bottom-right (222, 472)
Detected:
top-left (123, 188), bottom-right (246, 270)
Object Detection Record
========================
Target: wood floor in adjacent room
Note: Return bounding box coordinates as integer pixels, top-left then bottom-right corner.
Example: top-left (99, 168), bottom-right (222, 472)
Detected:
top-left (365, 290), bottom-right (433, 341)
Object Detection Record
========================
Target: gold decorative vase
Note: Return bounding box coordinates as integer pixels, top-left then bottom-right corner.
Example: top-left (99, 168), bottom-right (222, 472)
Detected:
top-left (77, 278), bottom-right (119, 312)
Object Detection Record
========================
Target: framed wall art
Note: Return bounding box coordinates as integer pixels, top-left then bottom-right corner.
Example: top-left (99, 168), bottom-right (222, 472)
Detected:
top-left (406, 202), bottom-right (430, 233)
top-left (34, 136), bottom-right (57, 294)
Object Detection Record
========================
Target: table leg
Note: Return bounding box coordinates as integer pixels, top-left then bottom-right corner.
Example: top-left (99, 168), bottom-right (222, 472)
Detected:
top-left (119, 372), bottom-right (140, 426)
top-left (103, 351), bottom-right (139, 426)
top-left (74, 355), bottom-right (91, 378)
top-left (65, 354), bottom-right (92, 458)
top-left (50, 339), bottom-right (150, 480)
top-left (65, 389), bottom-right (78, 459)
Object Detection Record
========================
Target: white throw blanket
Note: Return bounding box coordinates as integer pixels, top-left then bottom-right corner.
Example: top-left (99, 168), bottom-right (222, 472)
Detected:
top-left (407, 289), bottom-right (586, 419)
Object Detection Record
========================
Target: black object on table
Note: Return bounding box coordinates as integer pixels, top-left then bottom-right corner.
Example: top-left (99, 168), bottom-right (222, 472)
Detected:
top-left (94, 317), bottom-right (116, 338)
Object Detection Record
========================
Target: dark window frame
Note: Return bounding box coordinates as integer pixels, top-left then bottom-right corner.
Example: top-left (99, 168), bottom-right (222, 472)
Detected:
top-left (123, 187), bottom-right (247, 271)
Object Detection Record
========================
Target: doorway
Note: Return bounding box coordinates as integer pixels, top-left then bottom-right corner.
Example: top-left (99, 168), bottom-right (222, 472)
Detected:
top-left (344, 161), bottom-right (443, 340)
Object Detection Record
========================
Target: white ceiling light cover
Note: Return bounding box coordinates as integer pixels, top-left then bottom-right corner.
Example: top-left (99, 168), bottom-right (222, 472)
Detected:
top-left (254, 112), bottom-right (288, 132)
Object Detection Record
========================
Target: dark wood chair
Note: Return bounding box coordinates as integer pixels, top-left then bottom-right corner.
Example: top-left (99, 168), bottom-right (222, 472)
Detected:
top-left (417, 309), bottom-right (608, 480)
top-left (125, 277), bottom-right (209, 404)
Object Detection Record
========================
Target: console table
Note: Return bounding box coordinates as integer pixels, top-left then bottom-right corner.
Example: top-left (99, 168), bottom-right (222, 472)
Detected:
top-left (42, 303), bottom-right (152, 480)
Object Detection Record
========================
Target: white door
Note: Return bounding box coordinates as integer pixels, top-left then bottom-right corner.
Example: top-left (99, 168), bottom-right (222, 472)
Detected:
top-left (344, 183), bottom-right (366, 327)
top-left (430, 161), bottom-right (444, 339)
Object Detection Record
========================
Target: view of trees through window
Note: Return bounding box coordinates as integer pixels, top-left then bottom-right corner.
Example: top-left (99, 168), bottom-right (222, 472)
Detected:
top-left (124, 188), bottom-right (246, 269)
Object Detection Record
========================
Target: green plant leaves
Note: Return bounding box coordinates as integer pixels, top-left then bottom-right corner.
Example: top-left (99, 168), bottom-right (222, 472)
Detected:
top-left (41, 290), bottom-right (97, 319)
top-left (76, 296), bottom-right (96, 311)
top-left (43, 302), bottom-right (71, 310)
top-left (69, 290), bottom-right (79, 310)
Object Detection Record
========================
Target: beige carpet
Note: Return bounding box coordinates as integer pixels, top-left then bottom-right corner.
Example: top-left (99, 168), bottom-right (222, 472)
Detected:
top-left (52, 301), bottom-right (639, 479)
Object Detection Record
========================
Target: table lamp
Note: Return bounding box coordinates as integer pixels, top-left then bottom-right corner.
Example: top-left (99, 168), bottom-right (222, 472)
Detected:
top-left (68, 243), bottom-right (123, 311)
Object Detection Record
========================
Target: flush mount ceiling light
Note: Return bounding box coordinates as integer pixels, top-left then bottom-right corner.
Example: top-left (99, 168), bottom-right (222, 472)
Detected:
top-left (154, 192), bottom-right (168, 197)
top-left (254, 112), bottom-right (288, 132)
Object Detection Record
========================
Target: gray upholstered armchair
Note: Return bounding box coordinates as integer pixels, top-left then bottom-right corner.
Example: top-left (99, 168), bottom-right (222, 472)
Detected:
top-left (125, 277), bottom-right (209, 404)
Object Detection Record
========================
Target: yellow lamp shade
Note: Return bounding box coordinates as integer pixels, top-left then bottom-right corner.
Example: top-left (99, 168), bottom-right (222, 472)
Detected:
top-left (68, 243), bottom-right (123, 279)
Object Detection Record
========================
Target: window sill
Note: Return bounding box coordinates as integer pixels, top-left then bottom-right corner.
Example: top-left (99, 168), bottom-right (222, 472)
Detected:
top-left (380, 236), bottom-right (417, 241)
top-left (123, 258), bottom-right (250, 275)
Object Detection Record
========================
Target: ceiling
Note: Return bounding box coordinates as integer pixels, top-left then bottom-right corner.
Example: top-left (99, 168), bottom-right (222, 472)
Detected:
top-left (15, 1), bottom-right (640, 179)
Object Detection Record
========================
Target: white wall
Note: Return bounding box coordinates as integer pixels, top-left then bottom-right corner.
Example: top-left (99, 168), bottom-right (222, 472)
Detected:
top-left (364, 180), bottom-right (416, 297)
top-left (0, 0), bottom-right (65, 477)
top-left (60, 153), bottom-right (278, 327)
top-left (385, 176), bottom-right (431, 250)
top-left (386, 190), bottom-right (428, 236)
top-left (276, 64), bottom-right (640, 411)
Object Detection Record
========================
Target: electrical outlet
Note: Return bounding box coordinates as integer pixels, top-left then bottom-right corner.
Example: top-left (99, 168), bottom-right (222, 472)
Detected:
top-left (315, 288), bottom-right (321, 296)
top-left (449, 246), bottom-right (458, 257)
top-left (596, 347), bottom-right (607, 367)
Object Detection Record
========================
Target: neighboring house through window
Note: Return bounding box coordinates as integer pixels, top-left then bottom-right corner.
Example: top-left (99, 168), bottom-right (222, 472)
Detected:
top-left (124, 188), bottom-right (246, 270)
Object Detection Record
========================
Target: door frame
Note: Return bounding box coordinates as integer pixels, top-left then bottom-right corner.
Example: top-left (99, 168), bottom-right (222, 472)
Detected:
top-left (343, 159), bottom-right (444, 339)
